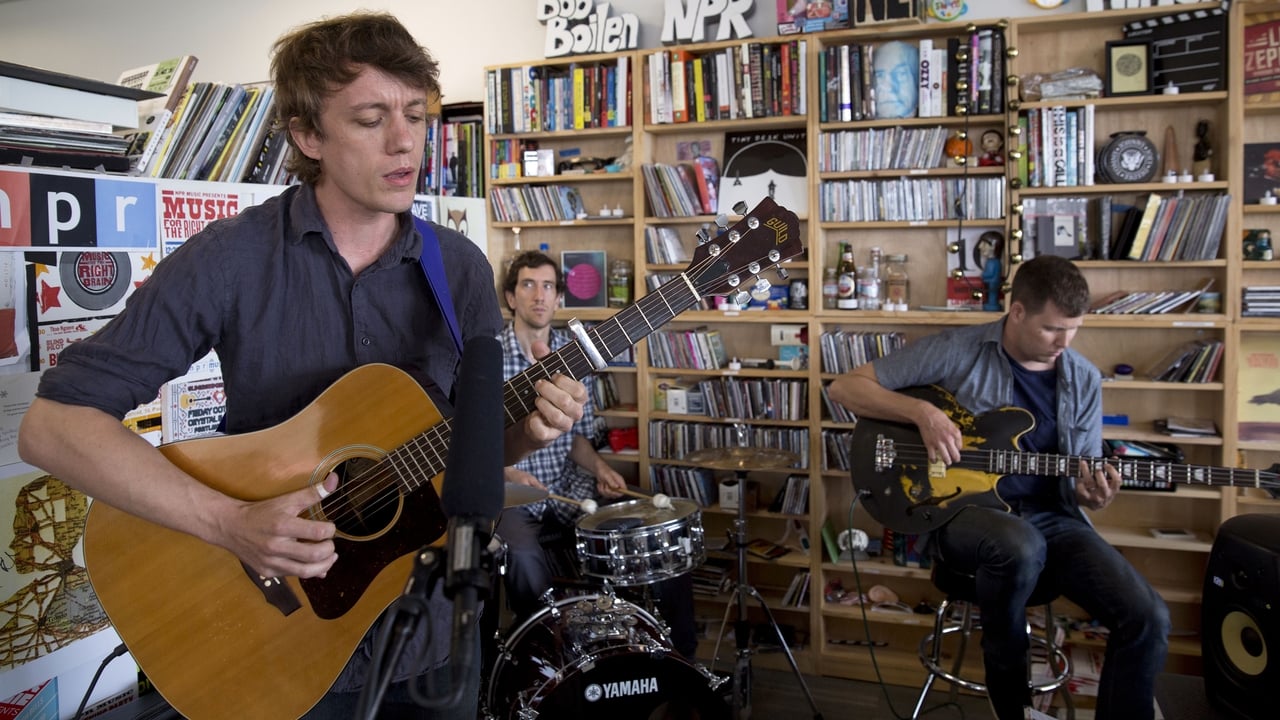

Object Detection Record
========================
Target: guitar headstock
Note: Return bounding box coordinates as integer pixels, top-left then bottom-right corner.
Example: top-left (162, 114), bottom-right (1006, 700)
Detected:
top-left (683, 197), bottom-right (803, 303)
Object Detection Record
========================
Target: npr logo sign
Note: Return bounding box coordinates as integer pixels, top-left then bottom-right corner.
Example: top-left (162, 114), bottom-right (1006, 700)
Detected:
top-left (661, 0), bottom-right (753, 44)
top-left (0, 169), bottom-right (158, 249)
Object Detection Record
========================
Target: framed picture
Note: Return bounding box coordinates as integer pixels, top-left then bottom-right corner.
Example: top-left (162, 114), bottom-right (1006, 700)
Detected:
top-left (1105, 39), bottom-right (1152, 97)
top-left (561, 250), bottom-right (607, 308)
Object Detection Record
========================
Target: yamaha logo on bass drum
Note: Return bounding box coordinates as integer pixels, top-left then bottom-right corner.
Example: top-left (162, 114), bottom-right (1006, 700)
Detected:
top-left (584, 677), bottom-right (660, 702)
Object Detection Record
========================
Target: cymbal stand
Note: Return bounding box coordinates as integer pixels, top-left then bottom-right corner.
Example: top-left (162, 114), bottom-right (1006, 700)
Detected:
top-left (711, 467), bottom-right (823, 720)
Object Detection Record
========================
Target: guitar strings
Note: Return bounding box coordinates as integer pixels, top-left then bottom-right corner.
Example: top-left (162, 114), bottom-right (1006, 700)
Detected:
top-left (887, 442), bottom-right (1280, 491)
top-left (311, 246), bottom-right (765, 531)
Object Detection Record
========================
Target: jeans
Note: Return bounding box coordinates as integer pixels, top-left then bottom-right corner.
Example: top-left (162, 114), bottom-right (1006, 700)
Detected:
top-left (935, 506), bottom-right (1170, 720)
top-left (302, 633), bottom-right (482, 720)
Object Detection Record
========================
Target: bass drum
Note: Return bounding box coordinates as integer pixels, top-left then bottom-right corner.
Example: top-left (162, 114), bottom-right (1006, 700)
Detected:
top-left (485, 593), bottom-right (728, 719)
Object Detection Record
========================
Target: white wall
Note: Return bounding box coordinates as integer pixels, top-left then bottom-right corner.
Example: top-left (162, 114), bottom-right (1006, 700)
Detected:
top-left (0, 0), bottom-right (1080, 105)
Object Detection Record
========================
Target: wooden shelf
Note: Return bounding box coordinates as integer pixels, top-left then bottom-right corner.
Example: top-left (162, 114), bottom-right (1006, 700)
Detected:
top-left (482, 1), bottom-right (1255, 689)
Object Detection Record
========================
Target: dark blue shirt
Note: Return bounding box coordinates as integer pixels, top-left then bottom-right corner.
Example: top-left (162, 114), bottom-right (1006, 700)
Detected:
top-left (36, 182), bottom-right (502, 690)
top-left (1000, 351), bottom-right (1061, 508)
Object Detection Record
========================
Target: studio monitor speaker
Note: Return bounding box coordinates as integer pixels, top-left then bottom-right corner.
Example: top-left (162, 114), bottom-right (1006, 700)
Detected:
top-left (1202, 514), bottom-right (1280, 720)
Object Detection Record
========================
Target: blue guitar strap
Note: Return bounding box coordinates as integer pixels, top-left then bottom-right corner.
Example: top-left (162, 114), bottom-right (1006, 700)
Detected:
top-left (413, 216), bottom-right (464, 356)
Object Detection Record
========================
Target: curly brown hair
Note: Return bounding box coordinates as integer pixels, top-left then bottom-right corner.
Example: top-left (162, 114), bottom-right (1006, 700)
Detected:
top-left (269, 11), bottom-right (441, 185)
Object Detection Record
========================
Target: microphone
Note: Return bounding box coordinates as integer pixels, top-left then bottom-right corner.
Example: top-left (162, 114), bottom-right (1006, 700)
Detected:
top-left (441, 335), bottom-right (504, 597)
top-left (440, 336), bottom-right (503, 690)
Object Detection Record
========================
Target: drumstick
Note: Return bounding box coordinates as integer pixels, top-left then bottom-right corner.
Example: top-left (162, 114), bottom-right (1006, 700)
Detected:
top-left (548, 493), bottom-right (598, 514)
top-left (618, 487), bottom-right (673, 509)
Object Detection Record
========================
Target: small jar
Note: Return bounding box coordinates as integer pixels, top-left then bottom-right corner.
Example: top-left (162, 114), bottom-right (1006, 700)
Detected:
top-left (884, 254), bottom-right (910, 311)
top-left (608, 259), bottom-right (632, 308)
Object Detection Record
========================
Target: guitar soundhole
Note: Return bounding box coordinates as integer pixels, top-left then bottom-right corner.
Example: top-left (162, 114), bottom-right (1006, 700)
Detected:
top-left (321, 456), bottom-right (401, 539)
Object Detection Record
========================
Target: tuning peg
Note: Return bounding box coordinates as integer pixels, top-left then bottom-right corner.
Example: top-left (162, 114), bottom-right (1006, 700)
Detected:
top-left (732, 201), bottom-right (748, 216)
top-left (775, 266), bottom-right (789, 281)
top-left (695, 227), bottom-right (710, 245)
top-left (715, 214), bottom-right (729, 231)
top-left (730, 290), bottom-right (751, 308)
top-left (753, 277), bottom-right (771, 295)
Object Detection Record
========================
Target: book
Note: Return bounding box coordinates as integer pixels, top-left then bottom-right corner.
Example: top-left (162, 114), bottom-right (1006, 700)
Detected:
top-left (117, 55), bottom-right (199, 173)
top-left (1239, 333), bottom-right (1280, 443)
top-left (0, 59), bottom-right (159, 128)
top-left (1155, 416), bottom-right (1218, 437)
top-left (718, 128), bottom-right (807, 215)
top-left (1244, 15), bottom-right (1280, 101)
top-left (745, 538), bottom-right (790, 560)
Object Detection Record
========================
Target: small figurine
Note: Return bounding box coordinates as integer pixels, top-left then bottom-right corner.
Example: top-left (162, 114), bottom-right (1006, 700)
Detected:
top-left (977, 129), bottom-right (1005, 167)
top-left (1192, 120), bottom-right (1213, 177)
top-left (975, 231), bottom-right (1004, 311)
top-left (944, 132), bottom-right (973, 166)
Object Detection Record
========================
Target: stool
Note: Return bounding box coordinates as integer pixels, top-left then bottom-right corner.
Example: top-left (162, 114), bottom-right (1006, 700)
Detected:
top-left (912, 561), bottom-right (1074, 719)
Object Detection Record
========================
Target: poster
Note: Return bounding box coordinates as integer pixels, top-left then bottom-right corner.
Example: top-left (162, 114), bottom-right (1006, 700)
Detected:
top-left (1238, 334), bottom-right (1280, 443)
top-left (162, 372), bottom-right (226, 443)
top-left (0, 471), bottom-right (110, 671)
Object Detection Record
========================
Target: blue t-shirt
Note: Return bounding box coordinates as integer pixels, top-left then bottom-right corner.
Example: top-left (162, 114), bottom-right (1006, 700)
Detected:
top-left (1000, 351), bottom-right (1060, 508)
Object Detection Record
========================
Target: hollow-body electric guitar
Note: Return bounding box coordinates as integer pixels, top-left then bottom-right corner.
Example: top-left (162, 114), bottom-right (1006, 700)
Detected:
top-left (851, 385), bottom-right (1280, 535)
top-left (83, 198), bottom-right (801, 720)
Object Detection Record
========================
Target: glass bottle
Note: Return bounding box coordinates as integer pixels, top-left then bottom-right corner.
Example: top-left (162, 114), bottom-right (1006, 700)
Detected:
top-left (836, 246), bottom-right (858, 310)
top-left (608, 258), bottom-right (632, 308)
top-left (822, 267), bottom-right (839, 310)
top-left (858, 246), bottom-right (882, 311)
top-left (884, 253), bottom-right (909, 311)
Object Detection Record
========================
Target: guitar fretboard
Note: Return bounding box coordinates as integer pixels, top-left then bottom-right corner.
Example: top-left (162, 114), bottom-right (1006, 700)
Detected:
top-left (982, 449), bottom-right (1279, 491)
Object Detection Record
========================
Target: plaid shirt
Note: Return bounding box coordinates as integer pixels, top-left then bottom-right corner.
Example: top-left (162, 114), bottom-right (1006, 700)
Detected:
top-left (500, 322), bottom-right (599, 523)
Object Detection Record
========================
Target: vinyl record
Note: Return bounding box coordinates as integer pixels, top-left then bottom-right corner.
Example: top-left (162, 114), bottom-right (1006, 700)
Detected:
top-left (58, 251), bottom-right (132, 311)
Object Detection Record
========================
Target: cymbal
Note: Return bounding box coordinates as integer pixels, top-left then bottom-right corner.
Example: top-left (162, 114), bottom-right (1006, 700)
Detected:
top-left (504, 482), bottom-right (548, 507)
top-left (685, 446), bottom-right (800, 471)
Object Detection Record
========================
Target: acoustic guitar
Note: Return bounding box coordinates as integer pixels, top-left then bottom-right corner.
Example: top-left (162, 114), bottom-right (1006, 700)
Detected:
top-left (850, 385), bottom-right (1280, 535)
top-left (82, 197), bottom-right (801, 720)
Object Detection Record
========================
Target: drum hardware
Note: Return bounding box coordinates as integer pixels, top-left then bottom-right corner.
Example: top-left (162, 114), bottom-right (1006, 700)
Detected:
top-left (484, 593), bottom-right (730, 719)
top-left (687, 443), bottom-right (825, 720)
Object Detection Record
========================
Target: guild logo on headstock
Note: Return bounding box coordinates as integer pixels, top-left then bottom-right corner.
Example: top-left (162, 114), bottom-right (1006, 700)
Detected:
top-left (764, 216), bottom-right (789, 244)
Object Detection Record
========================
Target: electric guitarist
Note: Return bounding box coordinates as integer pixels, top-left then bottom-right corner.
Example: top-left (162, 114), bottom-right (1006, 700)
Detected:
top-left (828, 255), bottom-right (1169, 720)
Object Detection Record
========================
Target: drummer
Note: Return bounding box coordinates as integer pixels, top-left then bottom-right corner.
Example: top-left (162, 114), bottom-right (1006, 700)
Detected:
top-left (495, 251), bottom-right (699, 659)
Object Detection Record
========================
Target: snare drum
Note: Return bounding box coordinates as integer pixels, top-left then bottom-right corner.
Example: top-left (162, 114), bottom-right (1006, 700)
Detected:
top-left (575, 498), bottom-right (705, 586)
top-left (485, 593), bottom-right (728, 720)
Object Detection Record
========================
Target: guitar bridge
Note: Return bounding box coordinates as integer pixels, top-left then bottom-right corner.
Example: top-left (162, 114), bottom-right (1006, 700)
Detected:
top-left (873, 434), bottom-right (895, 471)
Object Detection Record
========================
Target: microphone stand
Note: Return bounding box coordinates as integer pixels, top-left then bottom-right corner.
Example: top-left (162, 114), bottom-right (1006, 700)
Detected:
top-left (357, 546), bottom-right (447, 720)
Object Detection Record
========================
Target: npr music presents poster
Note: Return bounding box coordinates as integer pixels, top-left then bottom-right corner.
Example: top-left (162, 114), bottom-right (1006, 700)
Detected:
top-left (158, 181), bottom-right (260, 256)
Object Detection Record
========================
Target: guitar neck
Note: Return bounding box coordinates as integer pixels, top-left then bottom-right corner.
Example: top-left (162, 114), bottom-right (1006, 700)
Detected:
top-left (978, 448), bottom-right (1280, 492)
top-left (504, 278), bottom-right (698, 414)
top-left (386, 277), bottom-right (700, 488)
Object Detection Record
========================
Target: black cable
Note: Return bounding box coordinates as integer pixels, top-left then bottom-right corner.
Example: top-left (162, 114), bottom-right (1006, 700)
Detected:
top-left (72, 642), bottom-right (128, 720)
top-left (843, 494), bottom-right (965, 720)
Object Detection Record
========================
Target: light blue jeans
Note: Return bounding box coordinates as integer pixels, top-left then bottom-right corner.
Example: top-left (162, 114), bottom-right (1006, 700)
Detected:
top-left (935, 506), bottom-right (1170, 720)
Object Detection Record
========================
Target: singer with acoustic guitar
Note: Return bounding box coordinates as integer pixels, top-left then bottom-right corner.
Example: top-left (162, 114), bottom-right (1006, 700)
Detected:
top-left (827, 255), bottom-right (1170, 720)
top-left (18, 12), bottom-right (586, 720)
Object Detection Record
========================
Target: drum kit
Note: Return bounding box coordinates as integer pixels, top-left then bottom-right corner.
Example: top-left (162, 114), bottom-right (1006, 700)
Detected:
top-left (481, 445), bottom-right (824, 720)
